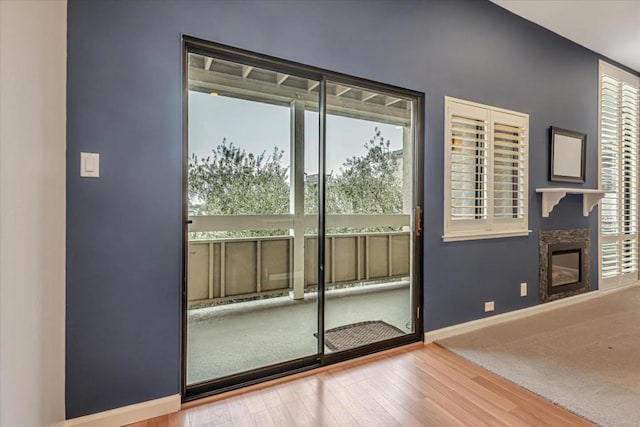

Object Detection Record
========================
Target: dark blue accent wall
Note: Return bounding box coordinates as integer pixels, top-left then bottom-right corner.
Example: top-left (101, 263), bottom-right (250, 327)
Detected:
top-left (66, 0), bottom-right (621, 418)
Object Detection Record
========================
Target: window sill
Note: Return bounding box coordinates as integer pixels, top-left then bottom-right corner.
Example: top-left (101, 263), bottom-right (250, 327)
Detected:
top-left (442, 230), bottom-right (532, 242)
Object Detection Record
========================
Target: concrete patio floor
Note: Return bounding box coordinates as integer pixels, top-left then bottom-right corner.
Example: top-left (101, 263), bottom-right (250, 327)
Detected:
top-left (186, 281), bottom-right (412, 385)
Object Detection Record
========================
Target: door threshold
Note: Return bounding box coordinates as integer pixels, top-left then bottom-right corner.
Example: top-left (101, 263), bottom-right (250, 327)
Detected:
top-left (181, 341), bottom-right (423, 410)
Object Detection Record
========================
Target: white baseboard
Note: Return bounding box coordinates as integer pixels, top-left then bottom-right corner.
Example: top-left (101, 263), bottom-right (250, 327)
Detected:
top-left (424, 283), bottom-right (639, 343)
top-left (65, 394), bottom-right (180, 427)
top-left (599, 278), bottom-right (639, 292)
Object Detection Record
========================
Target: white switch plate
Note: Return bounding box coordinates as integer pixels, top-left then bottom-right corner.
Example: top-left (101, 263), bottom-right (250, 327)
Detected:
top-left (520, 282), bottom-right (527, 297)
top-left (81, 152), bottom-right (99, 178)
top-left (484, 301), bottom-right (495, 312)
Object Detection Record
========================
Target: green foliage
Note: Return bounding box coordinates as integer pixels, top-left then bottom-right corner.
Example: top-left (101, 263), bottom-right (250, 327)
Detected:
top-left (305, 128), bottom-right (403, 232)
top-left (334, 127), bottom-right (402, 215)
top-left (189, 128), bottom-right (403, 238)
top-left (189, 139), bottom-right (289, 215)
top-left (188, 139), bottom-right (289, 238)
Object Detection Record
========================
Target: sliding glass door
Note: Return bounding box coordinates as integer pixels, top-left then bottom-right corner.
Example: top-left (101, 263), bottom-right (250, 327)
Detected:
top-left (322, 80), bottom-right (417, 355)
top-left (184, 52), bottom-right (321, 391)
top-left (183, 38), bottom-right (422, 400)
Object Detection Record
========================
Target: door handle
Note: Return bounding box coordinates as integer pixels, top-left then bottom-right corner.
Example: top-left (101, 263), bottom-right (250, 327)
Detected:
top-left (415, 205), bottom-right (422, 237)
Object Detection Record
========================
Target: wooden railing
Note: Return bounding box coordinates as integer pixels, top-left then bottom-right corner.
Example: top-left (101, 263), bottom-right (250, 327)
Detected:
top-left (188, 214), bottom-right (411, 232)
top-left (187, 231), bottom-right (410, 303)
top-left (187, 214), bottom-right (411, 303)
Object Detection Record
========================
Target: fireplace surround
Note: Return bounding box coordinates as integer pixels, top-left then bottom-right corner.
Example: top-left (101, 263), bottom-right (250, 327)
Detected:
top-left (539, 229), bottom-right (590, 303)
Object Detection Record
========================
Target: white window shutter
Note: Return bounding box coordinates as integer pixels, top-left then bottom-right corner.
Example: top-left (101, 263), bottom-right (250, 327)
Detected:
top-left (600, 62), bottom-right (640, 285)
top-left (444, 98), bottom-right (529, 241)
top-left (492, 112), bottom-right (528, 233)
top-left (450, 115), bottom-right (488, 220)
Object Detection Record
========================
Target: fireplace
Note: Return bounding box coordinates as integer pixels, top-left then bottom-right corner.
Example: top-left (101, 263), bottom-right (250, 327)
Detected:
top-left (539, 229), bottom-right (590, 303)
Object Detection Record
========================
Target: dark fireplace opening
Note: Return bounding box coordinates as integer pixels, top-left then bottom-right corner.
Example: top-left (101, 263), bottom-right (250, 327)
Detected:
top-left (551, 249), bottom-right (581, 287)
top-left (547, 242), bottom-right (586, 297)
top-left (539, 229), bottom-right (590, 303)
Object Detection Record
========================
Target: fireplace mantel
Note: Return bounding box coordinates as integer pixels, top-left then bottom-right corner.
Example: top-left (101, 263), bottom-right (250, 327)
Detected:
top-left (536, 188), bottom-right (605, 218)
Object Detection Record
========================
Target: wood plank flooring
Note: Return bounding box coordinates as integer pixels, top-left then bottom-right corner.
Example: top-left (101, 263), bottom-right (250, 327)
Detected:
top-left (128, 343), bottom-right (593, 427)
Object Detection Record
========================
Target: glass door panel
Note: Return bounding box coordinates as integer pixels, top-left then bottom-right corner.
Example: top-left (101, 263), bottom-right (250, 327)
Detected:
top-left (323, 80), bottom-right (416, 353)
top-left (185, 52), bottom-right (320, 385)
top-left (184, 40), bottom-right (423, 401)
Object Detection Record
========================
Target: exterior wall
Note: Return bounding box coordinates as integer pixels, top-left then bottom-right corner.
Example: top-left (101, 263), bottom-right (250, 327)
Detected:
top-left (66, 0), bottom-right (638, 418)
top-left (0, 1), bottom-right (67, 425)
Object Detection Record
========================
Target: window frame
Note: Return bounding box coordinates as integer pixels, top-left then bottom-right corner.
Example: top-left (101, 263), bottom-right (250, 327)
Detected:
top-left (443, 96), bottom-right (530, 242)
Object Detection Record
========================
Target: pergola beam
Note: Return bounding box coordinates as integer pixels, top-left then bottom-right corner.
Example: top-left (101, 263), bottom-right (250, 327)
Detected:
top-left (188, 67), bottom-right (411, 126)
top-left (336, 86), bottom-right (351, 97)
top-left (362, 91), bottom-right (377, 102)
top-left (277, 73), bottom-right (289, 85)
top-left (386, 96), bottom-right (402, 107)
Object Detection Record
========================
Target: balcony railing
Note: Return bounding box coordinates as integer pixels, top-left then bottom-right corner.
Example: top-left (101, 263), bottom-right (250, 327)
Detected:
top-left (187, 214), bottom-right (411, 303)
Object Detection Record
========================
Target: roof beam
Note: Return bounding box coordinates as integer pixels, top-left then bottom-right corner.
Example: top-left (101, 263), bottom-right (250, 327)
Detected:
top-left (386, 96), bottom-right (402, 107)
top-left (188, 67), bottom-right (411, 126)
top-left (276, 73), bottom-right (289, 85)
top-left (362, 91), bottom-right (377, 102)
top-left (242, 66), bottom-right (253, 78)
top-left (336, 86), bottom-right (352, 97)
top-left (308, 81), bottom-right (319, 91)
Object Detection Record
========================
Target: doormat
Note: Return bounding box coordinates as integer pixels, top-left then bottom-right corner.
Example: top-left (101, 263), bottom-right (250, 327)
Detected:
top-left (320, 320), bottom-right (406, 352)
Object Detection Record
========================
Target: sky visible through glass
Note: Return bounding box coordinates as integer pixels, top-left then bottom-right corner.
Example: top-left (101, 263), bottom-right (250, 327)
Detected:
top-left (188, 91), bottom-right (403, 175)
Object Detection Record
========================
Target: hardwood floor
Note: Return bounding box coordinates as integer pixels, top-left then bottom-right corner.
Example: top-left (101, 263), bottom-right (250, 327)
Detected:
top-left (128, 343), bottom-right (593, 427)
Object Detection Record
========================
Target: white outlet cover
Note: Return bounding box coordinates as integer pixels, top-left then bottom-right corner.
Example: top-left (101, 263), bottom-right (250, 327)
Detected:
top-left (520, 282), bottom-right (528, 297)
top-left (484, 301), bottom-right (495, 312)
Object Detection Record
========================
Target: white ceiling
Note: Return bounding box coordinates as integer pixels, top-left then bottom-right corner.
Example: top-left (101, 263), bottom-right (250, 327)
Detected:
top-left (491, 0), bottom-right (640, 72)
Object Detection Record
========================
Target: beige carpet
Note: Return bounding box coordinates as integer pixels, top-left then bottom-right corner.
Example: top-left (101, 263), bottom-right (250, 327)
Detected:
top-left (438, 286), bottom-right (640, 427)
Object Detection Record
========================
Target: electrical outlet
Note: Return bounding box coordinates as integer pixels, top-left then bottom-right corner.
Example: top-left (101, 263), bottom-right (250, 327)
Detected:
top-left (520, 282), bottom-right (527, 297)
top-left (484, 301), bottom-right (495, 312)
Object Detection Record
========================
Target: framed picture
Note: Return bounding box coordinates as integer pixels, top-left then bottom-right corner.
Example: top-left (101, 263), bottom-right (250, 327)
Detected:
top-left (549, 127), bottom-right (586, 183)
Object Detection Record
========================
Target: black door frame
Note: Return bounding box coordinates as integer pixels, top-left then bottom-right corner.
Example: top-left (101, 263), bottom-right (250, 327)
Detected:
top-left (181, 35), bottom-right (424, 402)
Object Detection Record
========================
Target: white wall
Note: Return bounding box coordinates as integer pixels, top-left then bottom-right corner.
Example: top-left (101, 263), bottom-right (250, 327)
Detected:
top-left (0, 1), bottom-right (67, 426)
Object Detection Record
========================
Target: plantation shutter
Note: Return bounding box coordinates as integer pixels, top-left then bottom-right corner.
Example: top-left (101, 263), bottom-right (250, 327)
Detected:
top-left (492, 112), bottom-right (527, 232)
top-left (444, 98), bottom-right (529, 241)
top-left (446, 102), bottom-right (489, 236)
top-left (450, 115), bottom-right (488, 220)
top-left (600, 62), bottom-right (640, 286)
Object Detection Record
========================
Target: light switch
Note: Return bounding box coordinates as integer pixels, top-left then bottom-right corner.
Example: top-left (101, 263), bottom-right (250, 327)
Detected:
top-left (81, 152), bottom-right (99, 178)
top-left (85, 156), bottom-right (95, 172)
